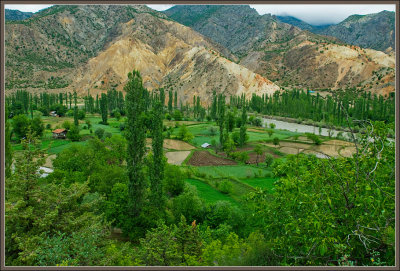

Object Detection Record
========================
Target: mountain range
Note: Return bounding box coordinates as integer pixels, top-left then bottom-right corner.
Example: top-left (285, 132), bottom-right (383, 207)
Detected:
top-left (5, 5), bottom-right (395, 104)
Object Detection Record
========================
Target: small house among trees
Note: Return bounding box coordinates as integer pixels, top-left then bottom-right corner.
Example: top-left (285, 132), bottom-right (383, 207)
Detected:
top-left (201, 143), bottom-right (211, 148)
top-left (49, 111), bottom-right (58, 117)
top-left (52, 128), bottom-right (67, 139)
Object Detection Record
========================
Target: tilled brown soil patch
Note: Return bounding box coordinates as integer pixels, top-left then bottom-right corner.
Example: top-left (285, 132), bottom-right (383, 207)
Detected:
top-left (187, 151), bottom-right (237, 166)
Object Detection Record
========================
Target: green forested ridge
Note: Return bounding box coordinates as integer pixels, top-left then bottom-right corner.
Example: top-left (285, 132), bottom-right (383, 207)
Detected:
top-left (5, 71), bottom-right (395, 266)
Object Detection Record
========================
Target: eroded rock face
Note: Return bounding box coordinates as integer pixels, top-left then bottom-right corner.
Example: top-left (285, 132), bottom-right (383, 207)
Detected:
top-left (164, 5), bottom-right (395, 95)
top-left (5, 4), bottom-right (280, 104)
top-left (70, 13), bottom-right (280, 105)
top-left (5, 4), bottom-right (395, 101)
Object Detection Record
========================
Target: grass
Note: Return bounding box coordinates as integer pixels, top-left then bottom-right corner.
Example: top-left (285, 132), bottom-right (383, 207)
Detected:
top-left (185, 178), bottom-right (238, 205)
top-left (195, 165), bottom-right (271, 179)
top-left (240, 177), bottom-right (277, 192)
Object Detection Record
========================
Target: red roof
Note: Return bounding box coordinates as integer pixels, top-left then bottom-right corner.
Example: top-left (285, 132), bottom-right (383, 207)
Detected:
top-left (52, 129), bottom-right (67, 134)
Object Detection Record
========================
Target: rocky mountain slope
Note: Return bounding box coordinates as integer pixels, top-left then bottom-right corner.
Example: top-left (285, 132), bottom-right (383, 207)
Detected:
top-left (164, 5), bottom-right (301, 58)
top-left (5, 9), bottom-right (33, 21)
top-left (276, 11), bottom-right (395, 53)
top-left (164, 5), bottom-right (395, 95)
top-left (317, 11), bottom-right (395, 53)
top-left (5, 5), bottom-right (279, 105)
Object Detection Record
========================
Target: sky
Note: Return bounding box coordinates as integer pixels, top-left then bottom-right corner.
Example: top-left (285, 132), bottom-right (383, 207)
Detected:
top-left (5, 4), bottom-right (395, 26)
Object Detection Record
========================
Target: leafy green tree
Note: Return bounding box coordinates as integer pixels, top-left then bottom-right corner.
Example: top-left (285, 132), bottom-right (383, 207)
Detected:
top-left (269, 123), bottom-right (276, 129)
top-left (177, 124), bottom-right (193, 142)
top-left (172, 184), bottom-right (204, 223)
top-left (174, 91), bottom-right (178, 109)
top-left (267, 129), bottom-right (274, 137)
top-left (139, 221), bottom-right (179, 266)
top-left (124, 70), bottom-right (148, 238)
top-left (30, 116), bottom-right (44, 137)
top-left (73, 91), bottom-right (79, 126)
top-left (163, 164), bottom-right (185, 197)
top-left (5, 108), bottom-right (13, 178)
top-left (254, 145), bottom-right (263, 166)
top-left (5, 131), bottom-right (108, 266)
top-left (94, 128), bottom-right (105, 139)
top-left (306, 133), bottom-right (322, 145)
top-left (272, 137), bottom-right (280, 146)
top-left (100, 93), bottom-right (108, 125)
top-left (265, 153), bottom-right (274, 168)
top-left (217, 94), bottom-right (226, 147)
top-left (211, 90), bottom-right (217, 120)
top-left (226, 111), bottom-right (235, 132)
top-left (67, 124), bottom-right (81, 141)
top-left (149, 101), bottom-right (165, 211)
top-left (168, 90), bottom-right (173, 113)
top-left (174, 215), bottom-right (203, 265)
top-left (11, 114), bottom-right (30, 140)
top-left (239, 107), bottom-right (247, 147)
top-left (250, 121), bottom-right (395, 265)
top-left (173, 110), bottom-right (183, 121)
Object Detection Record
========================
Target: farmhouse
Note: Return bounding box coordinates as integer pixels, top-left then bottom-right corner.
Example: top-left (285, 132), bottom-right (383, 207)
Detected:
top-left (49, 111), bottom-right (58, 117)
top-left (201, 143), bottom-right (211, 148)
top-left (52, 128), bottom-right (67, 139)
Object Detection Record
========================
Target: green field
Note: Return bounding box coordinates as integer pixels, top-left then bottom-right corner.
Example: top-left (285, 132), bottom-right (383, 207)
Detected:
top-left (195, 165), bottom-right (272, 179)
top-left (185, 178), bottom-right (238, 205)
top-left (240, 177), bottom-right (277, 192)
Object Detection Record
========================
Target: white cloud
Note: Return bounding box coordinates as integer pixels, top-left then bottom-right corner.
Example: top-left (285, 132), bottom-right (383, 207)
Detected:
top-left (249, 4), bottom-right (396, 25)
top-left (146, 4), bottom-right (174, 11)
top-left (5, 4), bottom-right (53, 13)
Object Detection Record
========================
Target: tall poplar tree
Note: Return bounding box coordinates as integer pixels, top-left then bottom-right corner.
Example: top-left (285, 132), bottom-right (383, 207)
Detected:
top-left (100, 93), bottom-right (108, 125)
top-left (124, 70), bottom-right (147, 237)
top-left (168, 90), bottom-right (173, 113)
top-left (239, 105), bottom-right (247, 147)
top-left (5, 107), bottom-right (13, 178)
top-left (217, 94), bottom-right (225, 147)
top-left (150, 100), bottom-right (165, 211)
top-left (73, 91), bottom-right (78, 126)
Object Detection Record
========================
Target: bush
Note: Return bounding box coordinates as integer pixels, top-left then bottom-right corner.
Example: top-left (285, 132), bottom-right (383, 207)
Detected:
top-left (163, 165), bottom-right (185, 197)
top-left (173, 110), bottom-right (183, 121)
top-left (85, 120), bottom-right (92, 129)
top-left (273, 137), bottom-right (280, 146)
top-left (265, 153), bottom-right (274, 168)
top-left (112, 110), bottom-right (121, 121)
top-left (305, 133), bottom-right (322, 145)
top-left (104, 132), bottom-right (112, 139)
top-left (209, 126), bottom-right (217, 136)
top-left (252, 117), bottom-right (262, 127)
top-left (67, 125), bottom-right (81, 141)
top-left (46, 123), bottom-right (52, 130)
top-left (62, 120), bottom-right (72, 130)
top-left (95, 128), bottom-right (105, 139)
top-left (218, 180), bottom-right (233, 194)
top-left (78, 110), bottom-right (85, 120)
top-left (172, 184), bottom-right (204, 223)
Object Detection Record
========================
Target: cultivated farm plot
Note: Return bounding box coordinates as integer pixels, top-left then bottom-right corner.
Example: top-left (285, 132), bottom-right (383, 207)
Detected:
top-left (164, 139), bottom-right (196, 150)
top-left (187, 151), bottom-right (237, 166)
top-left (261, 138), bottom-right (356, 158)
top-left (146, 138), bottom-right (196, 151)
top-left (165, 151), bottom-right (191, 165)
